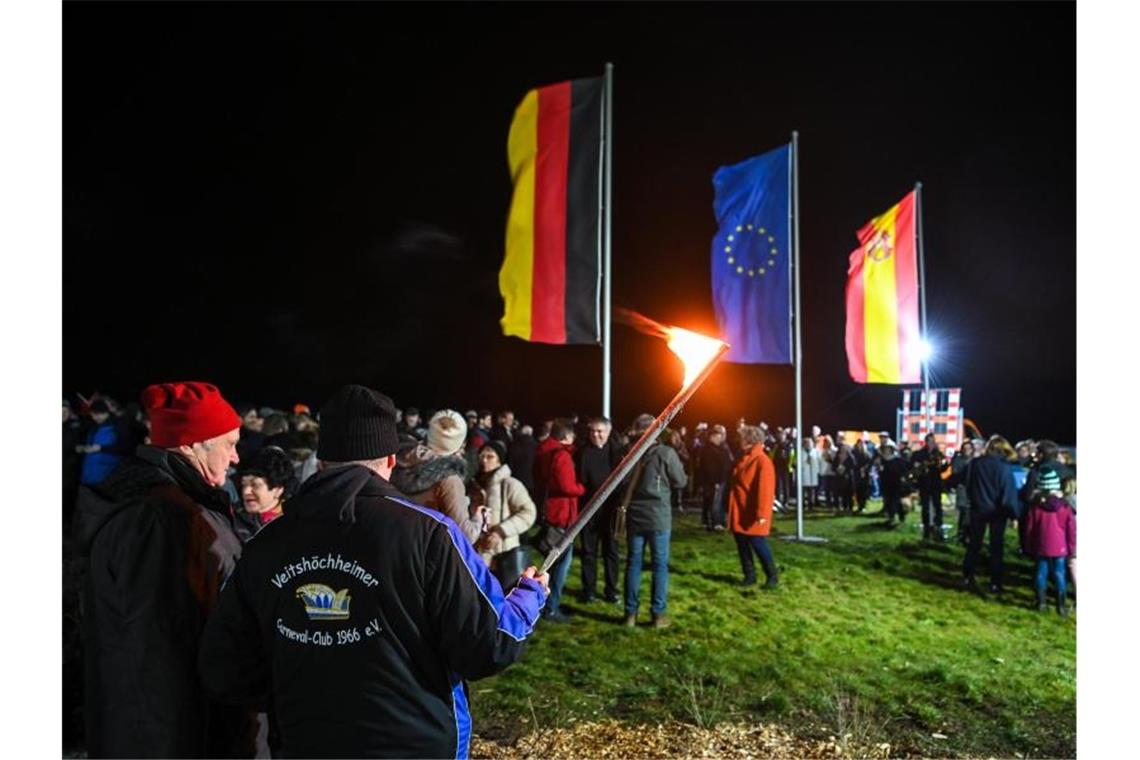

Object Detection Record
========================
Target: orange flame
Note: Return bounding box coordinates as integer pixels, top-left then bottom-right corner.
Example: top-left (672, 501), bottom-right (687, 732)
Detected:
top-left (667, 327), bottom-right (727, 387)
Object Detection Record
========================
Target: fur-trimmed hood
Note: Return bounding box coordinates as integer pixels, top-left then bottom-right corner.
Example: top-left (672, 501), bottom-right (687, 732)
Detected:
top-left (391, 444), bottom-right (468, 495)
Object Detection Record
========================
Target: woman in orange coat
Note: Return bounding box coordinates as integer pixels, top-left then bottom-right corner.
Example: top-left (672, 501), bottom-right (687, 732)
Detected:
top-left (726, 425), bottom-right (779, 588)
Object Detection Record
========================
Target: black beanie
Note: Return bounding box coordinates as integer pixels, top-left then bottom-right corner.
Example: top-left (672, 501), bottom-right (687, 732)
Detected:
top-left (317, 385), bottom-right (400, 462)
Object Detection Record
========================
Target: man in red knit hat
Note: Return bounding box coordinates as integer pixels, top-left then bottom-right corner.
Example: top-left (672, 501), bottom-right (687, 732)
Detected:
top-left (73, 381), bottom-right (254, 758)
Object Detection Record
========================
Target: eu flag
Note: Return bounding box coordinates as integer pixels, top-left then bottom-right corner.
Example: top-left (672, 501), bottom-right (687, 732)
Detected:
top-left (711, 144), bottom-right (792, 364)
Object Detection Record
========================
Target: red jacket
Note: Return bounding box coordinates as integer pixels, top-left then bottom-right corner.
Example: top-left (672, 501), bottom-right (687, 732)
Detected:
top-left (727, 443), bottom-right (775, 536)
top-left (1023, 495), bottom-right (1076, 558)
top-left (535, 438), bottom-right (585, 528)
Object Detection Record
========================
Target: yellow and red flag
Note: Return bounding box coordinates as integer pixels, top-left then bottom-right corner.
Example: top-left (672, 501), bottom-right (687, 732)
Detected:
top-left (844, 191), bottom-right (922, 383)
top-left (500, 76), bottom-right (603, 344)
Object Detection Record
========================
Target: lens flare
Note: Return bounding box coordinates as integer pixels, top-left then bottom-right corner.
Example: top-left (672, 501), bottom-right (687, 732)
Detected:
top-left (667, 327), bottom-right (727, 387)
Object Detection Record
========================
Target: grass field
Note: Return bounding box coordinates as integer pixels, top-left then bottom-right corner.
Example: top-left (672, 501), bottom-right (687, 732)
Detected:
top-left (471, 503), bottom-right (1076, 758)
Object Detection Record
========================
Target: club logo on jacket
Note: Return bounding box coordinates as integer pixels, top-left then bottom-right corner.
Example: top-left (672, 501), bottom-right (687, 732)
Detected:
top-left (296, 583), bottom-right (352, 620)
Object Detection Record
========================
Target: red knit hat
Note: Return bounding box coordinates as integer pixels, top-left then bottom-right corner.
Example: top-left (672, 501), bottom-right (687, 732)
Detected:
top-left (141, 381), bottom-right (242, 448)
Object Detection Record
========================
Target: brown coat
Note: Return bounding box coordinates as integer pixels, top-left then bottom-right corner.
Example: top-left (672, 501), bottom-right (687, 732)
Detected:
top-left (727, 443), bottom-right (776, 536)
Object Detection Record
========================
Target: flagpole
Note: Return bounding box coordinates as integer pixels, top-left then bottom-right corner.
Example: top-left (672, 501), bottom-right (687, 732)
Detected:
top-left (601, 63), bottom-right (614, 419)
top-left (783, 131), bottom-right (826, 545)
top-left (793, 132), bottom-right (804, 541)
top-left (915, 181), bottom-right (929, 434)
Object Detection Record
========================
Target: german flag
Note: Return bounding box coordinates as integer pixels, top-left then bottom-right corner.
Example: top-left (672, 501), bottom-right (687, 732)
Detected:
top-left (500, 76), bottom-right (603, 344)
top-left (845, 191), bottom-right (922, 384)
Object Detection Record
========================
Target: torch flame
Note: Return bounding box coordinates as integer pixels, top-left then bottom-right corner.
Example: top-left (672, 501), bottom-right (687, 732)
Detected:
top-left (667, 327), bottom-right (727, 387)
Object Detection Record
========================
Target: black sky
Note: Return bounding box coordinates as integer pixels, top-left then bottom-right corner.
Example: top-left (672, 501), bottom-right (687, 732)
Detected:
top-left (64, 1), bottom-right (1076, 442)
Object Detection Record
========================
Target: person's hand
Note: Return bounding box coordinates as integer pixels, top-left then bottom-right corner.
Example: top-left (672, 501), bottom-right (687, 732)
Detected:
top-left (522, 566), bottom-right (550, 594)
top-left (483, 529), bottom-right (504, 554)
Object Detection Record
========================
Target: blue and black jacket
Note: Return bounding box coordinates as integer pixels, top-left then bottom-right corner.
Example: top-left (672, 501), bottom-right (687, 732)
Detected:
top-left (199, 463), bottom-right (545, 759)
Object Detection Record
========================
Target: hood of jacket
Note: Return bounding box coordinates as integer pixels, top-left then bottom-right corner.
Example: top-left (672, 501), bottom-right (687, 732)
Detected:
top-left (390, 444), bottom-right (468, 495)
top-left (72, 445), bottom-right (231, 555)
top-left (1041, 494), bottom-right (1069, 513)
top-left (285, 463), bottom-right (404, 524)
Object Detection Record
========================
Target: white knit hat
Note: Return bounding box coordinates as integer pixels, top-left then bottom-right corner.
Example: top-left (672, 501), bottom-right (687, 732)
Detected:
top-left (427, 409), bottom-right (467, 456)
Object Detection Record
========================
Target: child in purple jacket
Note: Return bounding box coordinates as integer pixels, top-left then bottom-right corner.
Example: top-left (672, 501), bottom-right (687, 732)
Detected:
top-left (1023, 487), bottom-right (1076, 617)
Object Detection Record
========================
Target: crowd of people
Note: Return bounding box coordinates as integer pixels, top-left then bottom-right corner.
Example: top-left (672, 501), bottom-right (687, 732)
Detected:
top-left (62, 384), bottom-right (1076, 758)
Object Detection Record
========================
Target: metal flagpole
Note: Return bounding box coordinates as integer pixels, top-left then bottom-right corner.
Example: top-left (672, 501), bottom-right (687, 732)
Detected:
top-left (601, 63), bottom-right (614, 419)
top-left (783, 130), bottom-right (826, 544)
top-left (915, 181), bottom-right (929, 434)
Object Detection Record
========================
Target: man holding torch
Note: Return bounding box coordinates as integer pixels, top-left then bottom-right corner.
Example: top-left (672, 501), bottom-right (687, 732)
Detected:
top-left (199, 385), bottom-right (549, 759)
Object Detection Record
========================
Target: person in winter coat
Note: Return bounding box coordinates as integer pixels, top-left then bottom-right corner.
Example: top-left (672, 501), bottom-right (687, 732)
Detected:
top-left (77, 399), bottom-right (139, 486)
top-left (63, 399), bottom-right (90, 527)
top-left (622, 414), bottom-right (688, 629)
top-left (391, 409), bottom-right (486, 544)
top-left (695, 424), bottom-right (735, 530)
top-left (831, 444), bottom-right (857, 513)
top-left (73, 382), bottom-right (251, 758)
top-left (1018, 440), bottom-right (1075, 550)
top-left (1022, 490), bottom-right (1076, 616)
top-left (877, 442), bottom-right (911, 525)
top-left (852, 439), bottom-right (872, 512)
top-left (962, 435), bottom-right (1022, 593)
top-left (798, 436), bottom-right (822, 509)
top-left (574, 417), bottom-right (624, 603)
top-left (727, 425), bottom-right (779, 589)
top-left (507, 424), bottom-right (538, 496)
top-left (468, 441), bottom-right (537, 590)
top-left (910, 433), bottom-right (949, 540)
top-left (819, 435), bottom-right (837, 510)
top-left (534, 418), bottom-right (586, 622)
top-left (232, 445), bottom-right (296, 542)
top-left (948, 441), bottom-right (975, 543)
top-left (198, 385), bottom-right (548, 759)
top-left (770, 429), bottom-right (792, 508)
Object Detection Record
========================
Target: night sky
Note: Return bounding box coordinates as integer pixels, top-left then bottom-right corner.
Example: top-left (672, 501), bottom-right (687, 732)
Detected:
top-left (64, 2), bottom-right (1076, 443)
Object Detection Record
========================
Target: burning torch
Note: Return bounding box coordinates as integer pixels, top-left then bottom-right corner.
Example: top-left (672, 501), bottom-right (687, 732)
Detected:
top-left (539, 313), bottom-right (729, 574)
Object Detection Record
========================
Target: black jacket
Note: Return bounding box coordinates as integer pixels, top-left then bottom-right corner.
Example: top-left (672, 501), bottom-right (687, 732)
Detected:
top-left (909, 446), bottom-right (948, 492)
top-left (879, 455), bottom-right (911, 499)
top-left (694, 442), bottom-right (734, 490)
top-left (198, 464), bottom-right (546, 759)
top-left (966, 454), bottom-right (1022, 519)
top-left (575, 438), bottom-right (624, 502)
top-left (72, 445), bottom-right (248, 759)
top-left (507, 433), bottom-right (537, 494)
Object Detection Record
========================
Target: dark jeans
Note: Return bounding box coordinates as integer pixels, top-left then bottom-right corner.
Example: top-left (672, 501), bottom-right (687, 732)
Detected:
top-left (919, 488), bottom-right (943, 532)
top-left (579, 507), bottom-right (619, 599)
top-left (963, 513), bottom-right (1007, 587)
top-left (801, 486), bottom-right (817, 508)
top-left (822, 474), bottom-right (838, 510)
top-left (546, 545), bottom-right (573, 615)
top-left (835, 481), bottom-right (853, 512)
top-left (625, 530), bottom-right (670, 616)
top-left (734, 533), bottom-right (778, 582)
top-left (701, 483), bottom-right (726, 528)
top-left (882, 493), bottom-right (904, 522)
top-left (775, 467), bottom-right (791, 505)
top-left (1036, 556), bottom-right (1067, 599)
top-left (855, 477), bottom-right (869, 511)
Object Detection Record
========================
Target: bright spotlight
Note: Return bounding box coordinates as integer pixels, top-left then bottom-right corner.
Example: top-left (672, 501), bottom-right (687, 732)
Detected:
top-left (916, 338), bottom-right (935, 363)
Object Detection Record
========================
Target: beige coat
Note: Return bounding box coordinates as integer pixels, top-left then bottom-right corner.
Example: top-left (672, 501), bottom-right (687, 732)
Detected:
top-left (468, 465), bottom-right (537, 564)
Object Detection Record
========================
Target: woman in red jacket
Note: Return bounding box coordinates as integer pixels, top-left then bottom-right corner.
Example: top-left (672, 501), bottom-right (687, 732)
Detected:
top-left (726, 425), bottom-right (779, 588)
top-left (534, 418), bottom-right (586, 622)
